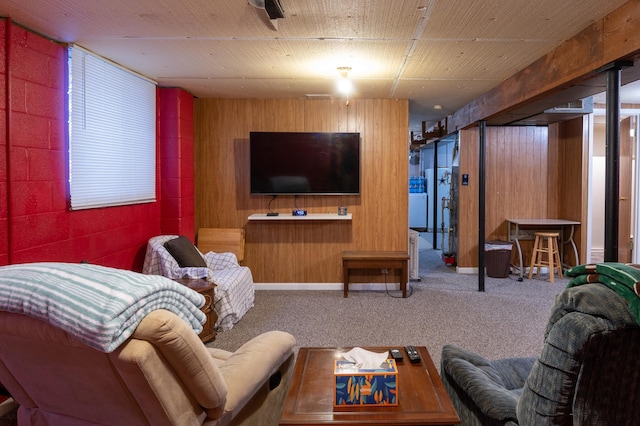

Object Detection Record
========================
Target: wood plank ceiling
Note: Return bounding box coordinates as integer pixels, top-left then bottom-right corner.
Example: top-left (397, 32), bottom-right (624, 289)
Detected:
top-left (0, 0), bottom-right (630, 132)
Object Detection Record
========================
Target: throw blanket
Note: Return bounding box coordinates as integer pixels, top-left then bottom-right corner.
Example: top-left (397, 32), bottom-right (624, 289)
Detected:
top-left (565, 262), bottom-right (640, 325)
top-left (0, 262), bottom-right (206, 353)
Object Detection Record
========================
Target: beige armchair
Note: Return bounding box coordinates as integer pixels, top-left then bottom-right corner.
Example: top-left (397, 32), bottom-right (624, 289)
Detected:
top-left (0, 309), bottom-right (296, 425)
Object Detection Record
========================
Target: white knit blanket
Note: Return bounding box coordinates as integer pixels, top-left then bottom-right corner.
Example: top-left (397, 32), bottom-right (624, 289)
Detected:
top-left (0, 262), bottom-right (206, 352)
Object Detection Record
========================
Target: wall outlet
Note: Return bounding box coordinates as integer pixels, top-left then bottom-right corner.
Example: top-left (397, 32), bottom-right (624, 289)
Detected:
top-left (381, 268), bottom-right (389, 274)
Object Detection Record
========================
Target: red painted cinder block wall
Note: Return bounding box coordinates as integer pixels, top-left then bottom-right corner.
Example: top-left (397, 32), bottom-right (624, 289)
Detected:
top-left (0, 20), bottom-right (196, 270)
top-left (158, 88), bottom-right (196, 241)
top-left (0, 21), bottom-right (7, 265)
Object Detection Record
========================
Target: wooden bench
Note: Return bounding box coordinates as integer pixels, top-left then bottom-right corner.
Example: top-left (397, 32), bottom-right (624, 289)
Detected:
top-left (342, 251), bottom-right (410, 298)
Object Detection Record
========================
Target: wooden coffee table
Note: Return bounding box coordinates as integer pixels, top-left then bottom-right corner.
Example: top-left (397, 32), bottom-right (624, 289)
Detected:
top-left (280, 346), bottom-right (460, 425)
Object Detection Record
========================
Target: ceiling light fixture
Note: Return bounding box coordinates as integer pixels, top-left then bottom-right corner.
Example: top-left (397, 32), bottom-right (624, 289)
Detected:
top-left (337, 66), bottom-right (352, 106)
top-left (337, 66), bottom-right (351, 79)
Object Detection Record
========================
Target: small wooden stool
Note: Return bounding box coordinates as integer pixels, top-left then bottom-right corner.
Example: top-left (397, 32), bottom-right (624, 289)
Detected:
top-left (528, 232), bottom-right (563, 282)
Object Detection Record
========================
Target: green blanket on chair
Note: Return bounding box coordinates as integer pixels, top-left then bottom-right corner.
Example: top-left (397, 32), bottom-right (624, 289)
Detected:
top-left (565, 262), bottom-right (640, 325)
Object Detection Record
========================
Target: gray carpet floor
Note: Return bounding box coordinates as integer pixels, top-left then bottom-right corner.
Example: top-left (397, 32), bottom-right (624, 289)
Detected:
top-left (210, 248), bottom-right (566, 369)
top-left (0, 248), bottom-right (567, 425)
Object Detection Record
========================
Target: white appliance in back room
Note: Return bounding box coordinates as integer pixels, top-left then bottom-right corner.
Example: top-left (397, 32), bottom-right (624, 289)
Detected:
top-left (409, 193), bottom-right (427, 229)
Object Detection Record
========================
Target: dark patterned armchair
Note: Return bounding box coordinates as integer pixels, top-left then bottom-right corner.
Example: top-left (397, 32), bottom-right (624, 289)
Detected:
top-left (441, 283), bottom-right (640, 425)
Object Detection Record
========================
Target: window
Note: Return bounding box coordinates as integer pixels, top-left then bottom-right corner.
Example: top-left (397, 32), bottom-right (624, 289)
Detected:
top-left (68, 45), bottom-right (156, 210)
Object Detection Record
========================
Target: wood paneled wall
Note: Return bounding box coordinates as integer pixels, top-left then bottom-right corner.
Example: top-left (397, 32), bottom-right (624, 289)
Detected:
top-left (456, 122), bottom-right (586, 268)
top-left (193, 98), bottom-right (409, 283)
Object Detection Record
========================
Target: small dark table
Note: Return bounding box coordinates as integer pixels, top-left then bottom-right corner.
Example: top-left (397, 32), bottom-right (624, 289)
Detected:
top-left (280, 346), bottom-right (460, 425)
top-left (173, 278), bottom-right (217, 343)
top-left (342, 251), bottom-right (410, 298)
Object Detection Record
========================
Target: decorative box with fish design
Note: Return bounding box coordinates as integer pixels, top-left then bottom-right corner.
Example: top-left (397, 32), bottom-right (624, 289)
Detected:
top-left (334, 359), bottom-right (398, 406)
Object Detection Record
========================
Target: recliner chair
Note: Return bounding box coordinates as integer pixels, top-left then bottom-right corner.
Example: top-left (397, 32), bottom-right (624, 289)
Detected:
top-left (0, 262), bottom-right (294, 425)
top-left (0, 308), bottom-right (295, 426)
top-left (441, 282), bottom-right (640, 425)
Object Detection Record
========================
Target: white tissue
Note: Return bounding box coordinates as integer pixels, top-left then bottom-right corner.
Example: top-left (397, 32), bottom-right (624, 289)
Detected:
top-left (340, 347), bottom-right (389, 369)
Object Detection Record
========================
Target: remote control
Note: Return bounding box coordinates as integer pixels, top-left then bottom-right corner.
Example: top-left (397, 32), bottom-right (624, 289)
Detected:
top-left (266, 212), bottom-right (279, 216)
top-left (390, 348), bottom-right (403, 362)
top-left (405, 345), bottom-right (421, 363)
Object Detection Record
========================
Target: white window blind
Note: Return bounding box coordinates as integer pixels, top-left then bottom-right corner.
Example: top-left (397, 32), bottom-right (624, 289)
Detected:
top-left (68, 45), bottom-right (156, 210)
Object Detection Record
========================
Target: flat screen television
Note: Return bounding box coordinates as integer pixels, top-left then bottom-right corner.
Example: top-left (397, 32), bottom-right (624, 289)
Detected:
top-left (250, 131), bottom-right (360, 195)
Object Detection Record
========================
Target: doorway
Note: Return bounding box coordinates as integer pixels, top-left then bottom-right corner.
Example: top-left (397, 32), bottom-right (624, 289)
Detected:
top-left (588, 82), bottom-right (640, 263)
top-left (418, 134), bottom-right (458, 258)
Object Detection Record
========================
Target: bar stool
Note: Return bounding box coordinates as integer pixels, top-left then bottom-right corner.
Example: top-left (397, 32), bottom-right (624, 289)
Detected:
top-left (528, 232), bottom-right (563, 282)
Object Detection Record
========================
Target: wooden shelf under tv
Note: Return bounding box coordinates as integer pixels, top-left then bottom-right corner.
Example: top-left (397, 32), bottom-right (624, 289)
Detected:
top-left (248, 213), bottom-right (352, 221)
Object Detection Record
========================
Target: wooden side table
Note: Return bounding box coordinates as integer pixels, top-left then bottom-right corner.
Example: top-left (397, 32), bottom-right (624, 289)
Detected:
top-left (342, 251), bottom-right (410, 298)
top-left (173, 278), bottom-right (218, 343)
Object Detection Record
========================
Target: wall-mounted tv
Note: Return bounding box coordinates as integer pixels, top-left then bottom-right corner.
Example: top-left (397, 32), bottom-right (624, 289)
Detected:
top-left (250, 131), bottom-right (360, 195)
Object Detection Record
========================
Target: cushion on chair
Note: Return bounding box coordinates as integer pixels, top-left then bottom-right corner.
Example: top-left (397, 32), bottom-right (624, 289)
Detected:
top-left (218, 331), bottom-right (296, 416)
top-left (164, 236), bottom-right (207, 268)
top-left (441, 344), bottom-right (533, 424)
